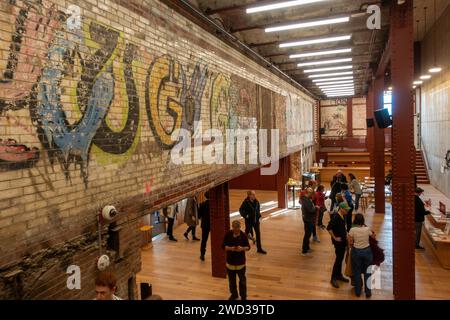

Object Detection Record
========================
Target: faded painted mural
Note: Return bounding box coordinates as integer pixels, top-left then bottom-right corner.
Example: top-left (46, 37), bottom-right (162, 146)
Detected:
top-left (0, 0), bottom-right (314, 189)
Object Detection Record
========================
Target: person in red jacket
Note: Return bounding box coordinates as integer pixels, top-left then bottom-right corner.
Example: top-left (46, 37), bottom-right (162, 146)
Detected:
top-left (315, 185), bottom-right (327, 229)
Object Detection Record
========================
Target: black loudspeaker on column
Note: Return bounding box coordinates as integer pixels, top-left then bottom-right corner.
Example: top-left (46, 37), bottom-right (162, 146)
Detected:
top-left (366, 118), bottom-right (374, 128)
top-left (319, 128), bottom-right (326, 134)
top-left (374, 108), bottom-right (392, 128)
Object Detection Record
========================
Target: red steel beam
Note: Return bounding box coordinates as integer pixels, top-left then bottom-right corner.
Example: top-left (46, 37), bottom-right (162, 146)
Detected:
top-left (390, 0), bottom-right (416, 300)
top-left (210, 182), bottom-right (231, 278)
top-left (373, 76), bottom-right (385, 214)
top-left (366, 85), bottom-right (375, 176)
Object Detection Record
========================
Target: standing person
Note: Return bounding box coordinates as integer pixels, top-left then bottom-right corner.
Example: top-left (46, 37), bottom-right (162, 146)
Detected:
top-left (348, 213), bottom-right (374, 298)
top-left (300, 188), bottom-right (318, 255)
top-left (315, 185), bottom-right (327, 230)
top-left (198, 192), bottom-right (210, 261)
top-left (308, 181), bottom-right (320, 242)
top-left (415, 187), bottom-right (431, 250)
top-left (330, 170), bottom-right (347, 211)
top-left (184, 196), bottom-right (200, 241)
top-left (94, 271), bottom-right (123, 300)
top-left (164, 204), bottom-right (178, 242)
top-left (341, 184), bottom-right (354, 231)
top-left (348, 173), bottom-right (362, 212)
top-left (327, 202), bottom-right (351, 288)
top-left (222, 220), bottom-right (250, 300)
top-left (239, 191), bottom-right (267, 254)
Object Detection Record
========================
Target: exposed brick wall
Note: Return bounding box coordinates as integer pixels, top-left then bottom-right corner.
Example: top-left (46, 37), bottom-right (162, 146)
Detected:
top-left (0, 0), bottom-right (315, 299)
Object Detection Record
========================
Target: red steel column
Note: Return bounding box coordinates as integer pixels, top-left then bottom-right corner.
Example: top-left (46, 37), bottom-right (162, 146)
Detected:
top-left (347, 98), bottom-right (353, 138)
top-left (373, 76), bottom-right (385, 214)
top-left (366, 86), bottom-right (375, 176)
top-left (391, 0), bottom-right (415, 300)
top-left (277, 157), bottom-right (288, 208)
top-left (210, 182), bottom-right (231, 278)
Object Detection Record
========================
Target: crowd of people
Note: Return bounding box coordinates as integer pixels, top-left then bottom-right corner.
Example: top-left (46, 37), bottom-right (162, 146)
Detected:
top-left (297, 171), bottom-right (380, 298)
top-left (96, 169), bottom-right (433, 300)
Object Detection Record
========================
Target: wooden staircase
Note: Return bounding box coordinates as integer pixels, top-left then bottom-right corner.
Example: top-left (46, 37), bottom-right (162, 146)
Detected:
top-left (415, 150), bottom-right (430, 184)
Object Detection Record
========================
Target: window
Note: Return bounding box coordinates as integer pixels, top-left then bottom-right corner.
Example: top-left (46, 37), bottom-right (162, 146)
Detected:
top-left (384, 91), bottom-right (392, 115)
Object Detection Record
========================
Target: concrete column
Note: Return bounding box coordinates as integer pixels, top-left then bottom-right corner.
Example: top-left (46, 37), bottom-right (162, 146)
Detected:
top-left (209, 182), bottom-right (231, 278)
top-left (373, 76), bottom-right (385, 214)
top-left (390, 0), bottom-right (416, 300)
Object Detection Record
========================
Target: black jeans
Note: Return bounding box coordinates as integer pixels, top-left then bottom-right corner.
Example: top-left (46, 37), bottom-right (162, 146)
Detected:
top-left (227, 267), bottom-right (247, 299)
top-left (167, 217), bottom-right (175, 238)
top-left (345, 209), bottom-right (353, 232)
top-left (354, 194), bottom-right (362, 211)
top-left (330, 195), bottom-right (336, 212)
top-left (332, 244), bottom-right (347, 280)
top-left (185, 225), bottom-right (197, 237)
top-left (302, 220), bottom-right (313, 253)
top-left (318, 207), bottom-right (326, 226)
top-left (351, 247), bottom-right (373, 296)
top-left (253, 221), bottom-right (263, 250)
top-left (244, 218), bottom-right (254, 237)
top-left (200, 226), bottom-right (210, 257)
top-left (415, 222), bottom-right (423, 246)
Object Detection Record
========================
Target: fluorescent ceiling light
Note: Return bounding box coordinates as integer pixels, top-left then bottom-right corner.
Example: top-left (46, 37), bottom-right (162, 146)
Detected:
top-left (304, 65), bottom-right (352, 73)
top-left (428, 67), bottom-right (442, 73)
top-left (314, 80), bottom-right (354, 86)
top-left (419, 75), bottom-right (431, 80)
top-left (313, 76), bottom-right (354, 82)
top-left (322, 88), bottom-right (355, 93)
top-left (319, 84), bottom-right (355, 89)
top-left (266, 16), bottom-right (349, 33)
top-left (323, 90), bottom-right (355, 94)
top-left (326, 91), bottom-right (354, 94)
top-left (413, 80), bottom-right (423, 85)
top-left (309, 71), bottom-right (353, 78)
top-left (290, 48), bottom-right (351, 59)
top-left (280, 35), bottom-right (351, 48)
top-left (298, 58), bottom-right (352, 67)
top-left (326, 93), bottom-right (354, 96)
top-left (246, 0), bottom-right (327, 14)
top-left (322, 88), bottom-right (354, 92)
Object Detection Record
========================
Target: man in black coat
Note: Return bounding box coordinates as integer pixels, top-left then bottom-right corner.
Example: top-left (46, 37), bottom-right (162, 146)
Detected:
top-left (327, 202), bottom-right (351, 288)
top-left (239, 190), bottom-right (267, 254)
top-left (300, 188), bottom-right (318, 256)
top-left (329, 170), bottom-right (347, 211)
top-left (198, 192), bottom-right (210, 261)
top-left (415, 187), bottom-right (430, 250)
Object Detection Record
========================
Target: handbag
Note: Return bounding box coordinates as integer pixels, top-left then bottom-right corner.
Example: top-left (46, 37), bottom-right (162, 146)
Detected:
top-left (344, 247), bottom-right (353, 277)
top-left (369, 236), bottom-right (385, 266)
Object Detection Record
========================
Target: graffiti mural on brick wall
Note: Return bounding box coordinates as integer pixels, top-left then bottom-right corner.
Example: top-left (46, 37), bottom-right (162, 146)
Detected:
top-left (145, 55), bottom-right (208, 149)
top-left (0, 1), bottom-right (314, 187)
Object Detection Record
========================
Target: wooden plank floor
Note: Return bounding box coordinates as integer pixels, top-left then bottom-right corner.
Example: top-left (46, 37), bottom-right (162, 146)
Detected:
top-left (136, 186), bottom-right (450, 300)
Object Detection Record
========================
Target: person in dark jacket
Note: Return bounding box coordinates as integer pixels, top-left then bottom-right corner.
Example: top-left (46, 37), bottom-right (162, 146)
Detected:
top-left (222, 220), bottom-right (250, 300)
top-left (327, 202), bottom-right (350, 288)
top-left (184, 196), bottom-right (200, 240)
top-left (415, 187), bottom-right (430, 250)
top-left (341, 183), bottom-right (354, 231)
top-left (198, 192), bottom-right (210, 261)
top-left (239, 190), bottom-right (267, 254)
top-left (330, 170), bottom-right (348, 211)
top-left (301, 188), bottom-right (318, 255)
